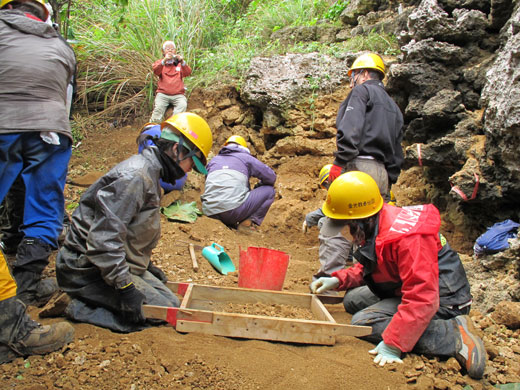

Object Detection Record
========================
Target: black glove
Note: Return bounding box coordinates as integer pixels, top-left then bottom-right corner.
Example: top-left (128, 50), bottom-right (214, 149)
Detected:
top-left (119, 283), bottom-right (146, 324)
top-left (148, 261), bottom-right (168, 283)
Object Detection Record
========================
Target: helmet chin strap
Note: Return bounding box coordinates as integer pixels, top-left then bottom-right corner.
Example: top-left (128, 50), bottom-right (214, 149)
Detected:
top-left (347, 221), bottom-right (366, 246)
top-left (173, 134), bottom-right (199, 165)
top-left (352, 70), bottom-right (363, 87)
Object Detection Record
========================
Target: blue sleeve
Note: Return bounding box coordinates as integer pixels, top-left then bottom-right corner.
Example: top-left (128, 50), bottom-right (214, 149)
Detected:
top-left (305, 208), bottom-right (326, 226)
top-left (161, 174), bottom-right (187, 192)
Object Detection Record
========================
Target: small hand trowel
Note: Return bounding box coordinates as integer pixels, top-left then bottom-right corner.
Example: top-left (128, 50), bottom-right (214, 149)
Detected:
top-left (178, 241), bottom-right (236, 275)
top-left (201, 243), bottom-right (236, 275)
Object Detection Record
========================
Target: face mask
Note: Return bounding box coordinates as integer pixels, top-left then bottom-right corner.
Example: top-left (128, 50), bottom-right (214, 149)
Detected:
top-left (341, 221), bottom-right (366, 246)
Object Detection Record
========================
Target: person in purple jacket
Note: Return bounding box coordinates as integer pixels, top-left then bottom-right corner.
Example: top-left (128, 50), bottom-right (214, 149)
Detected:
top-left (201, 135), bottom-right (276, 232)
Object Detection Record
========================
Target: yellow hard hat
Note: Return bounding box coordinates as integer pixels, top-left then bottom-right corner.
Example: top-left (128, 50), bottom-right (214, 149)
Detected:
top-left (347, 53), bottom-right (385, 78)
top-left (161, 112), bottom-right (213, 170)
top-left (319, 164), bottom-right (333, 189)
top-left (322, 171), bottom-right (383, 219)
top-left (138, 122), bottom-right (159, 133)
top-left (224, 135), bottom-right (247, 148)
top-left (0, 0), bottom-right (49, 19)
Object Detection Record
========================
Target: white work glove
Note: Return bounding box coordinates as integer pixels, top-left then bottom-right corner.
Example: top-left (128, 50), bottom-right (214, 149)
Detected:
top-left (369, 341), bottom-right (403, 366)
top-left (309, 277), bottom-right (340, 294)
top-left (302, 220), bottom-right (308, 234)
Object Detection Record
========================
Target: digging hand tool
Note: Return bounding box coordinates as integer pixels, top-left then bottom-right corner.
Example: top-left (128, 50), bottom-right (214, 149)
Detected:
top-left (189, 244), bottom-right (199, 272)
top-left (177, 240), bottom-right (204, 251)
top-left (177, 240), bottom-right (202, 271)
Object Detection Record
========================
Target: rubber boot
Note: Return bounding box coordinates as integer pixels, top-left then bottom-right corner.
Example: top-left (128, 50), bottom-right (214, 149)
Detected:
top-left (13, 238), bottom-right (57, 307)
top-left (8, 322), bottom-right (74, 359)
top-left (14, 272), bottom-right (58, 307)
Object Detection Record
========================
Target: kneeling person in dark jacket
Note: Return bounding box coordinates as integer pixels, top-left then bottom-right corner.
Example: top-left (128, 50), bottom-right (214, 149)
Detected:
top-left (56, 113), bottom-right (213, 332)
top-left (310, 171), bottom-right (486, 379)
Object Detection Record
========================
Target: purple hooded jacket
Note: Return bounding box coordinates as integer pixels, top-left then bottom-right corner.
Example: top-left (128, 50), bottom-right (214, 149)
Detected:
top-left (201, 144), bottom-right (276, 216)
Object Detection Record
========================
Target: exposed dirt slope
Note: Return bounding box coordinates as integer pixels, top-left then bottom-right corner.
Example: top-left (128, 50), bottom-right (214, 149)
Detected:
top-left (1, 122), bottom-right (518, 390)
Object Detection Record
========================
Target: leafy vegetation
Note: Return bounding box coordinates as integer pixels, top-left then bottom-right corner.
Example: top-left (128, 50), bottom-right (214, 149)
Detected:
top-left (323, 0), bottom-right (349, 21)
top-left (67, 0), bottom-right (399, 121)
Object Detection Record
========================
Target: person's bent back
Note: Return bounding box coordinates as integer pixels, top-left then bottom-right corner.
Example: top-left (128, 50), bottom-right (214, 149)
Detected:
top-left (201, 136), bottom-right (276, 232)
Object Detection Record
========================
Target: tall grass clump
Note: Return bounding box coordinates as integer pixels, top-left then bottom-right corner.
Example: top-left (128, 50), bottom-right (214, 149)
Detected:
top-left (71, 0), bottom-right (233, 119)
top-left (69, 0), bottom-right (398, 121)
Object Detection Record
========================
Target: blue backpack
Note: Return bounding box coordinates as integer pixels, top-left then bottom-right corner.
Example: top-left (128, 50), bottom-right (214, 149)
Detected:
top-left (474, 219), bottom-right (519, 256)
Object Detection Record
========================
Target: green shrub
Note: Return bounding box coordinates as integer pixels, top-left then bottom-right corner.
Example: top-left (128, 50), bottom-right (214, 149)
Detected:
top-left (69, 0), bottom-right (399, 120)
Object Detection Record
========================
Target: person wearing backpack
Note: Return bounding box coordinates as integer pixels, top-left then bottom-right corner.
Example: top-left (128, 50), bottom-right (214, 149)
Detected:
top-left (310, 172), bottom-right (486, 379)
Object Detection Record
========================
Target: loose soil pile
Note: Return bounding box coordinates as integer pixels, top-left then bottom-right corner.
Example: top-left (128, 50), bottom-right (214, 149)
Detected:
top-left (211, 302), bottom-right (315, 320)
top-left (1, 121), bottom-right (519, 390)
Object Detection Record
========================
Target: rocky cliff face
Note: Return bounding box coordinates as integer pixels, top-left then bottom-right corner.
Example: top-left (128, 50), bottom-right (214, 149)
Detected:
top-left (236, 0), bottom-right (520, 243)
top-left (187, 0), bottom-right (519, 248)
top-left (387, 0), bottom-right (518, 233)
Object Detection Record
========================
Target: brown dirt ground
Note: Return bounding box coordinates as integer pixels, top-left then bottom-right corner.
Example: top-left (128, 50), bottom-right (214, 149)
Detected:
top-left (1, 117), bottom-right (517, 389)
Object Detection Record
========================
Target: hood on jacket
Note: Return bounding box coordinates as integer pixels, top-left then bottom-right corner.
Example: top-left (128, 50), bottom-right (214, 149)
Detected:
top-left (218, 143), bottom-right (250, 155)
top-left (0, 10), bottom-right (57, 38)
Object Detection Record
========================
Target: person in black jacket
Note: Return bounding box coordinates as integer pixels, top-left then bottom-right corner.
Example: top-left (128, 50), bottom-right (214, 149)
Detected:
top-left (316, 53), bottom-right (405, 291)
top-left (327, 52), bottom-right (404, 193)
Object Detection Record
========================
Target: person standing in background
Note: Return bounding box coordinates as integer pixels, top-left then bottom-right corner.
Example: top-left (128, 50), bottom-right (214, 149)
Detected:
top-left (317, 53), bottom-right (404, 287)
top-left (0, 0), bottom-right (76, 306)
top-left (149, 40), bottom-right (192, 123)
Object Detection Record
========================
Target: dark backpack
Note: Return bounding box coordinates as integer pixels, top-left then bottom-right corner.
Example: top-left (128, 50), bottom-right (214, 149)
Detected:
top-left (474, 219), bottom-right (519, 256)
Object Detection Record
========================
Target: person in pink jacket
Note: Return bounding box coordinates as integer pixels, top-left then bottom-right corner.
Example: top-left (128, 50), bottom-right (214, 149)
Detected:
top-left (310, 171), bottom-right (486, 379)
top-left (149, 40), bottom-right (192, 123)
